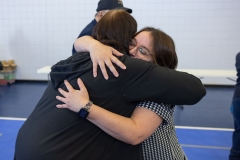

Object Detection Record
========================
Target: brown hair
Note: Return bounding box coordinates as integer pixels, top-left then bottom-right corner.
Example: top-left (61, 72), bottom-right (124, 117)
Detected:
top-left (134, 27), bottom-right (178, 69)
top-left (92, 9), bottom-right (137, 54)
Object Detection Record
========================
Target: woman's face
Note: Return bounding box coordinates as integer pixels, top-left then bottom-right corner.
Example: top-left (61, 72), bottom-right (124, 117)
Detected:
top-left (129, 31), bottom-right (154, 62)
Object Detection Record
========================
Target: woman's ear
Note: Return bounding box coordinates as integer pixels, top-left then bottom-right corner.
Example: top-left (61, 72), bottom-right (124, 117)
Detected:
top-left (95, 12), bottom-right (103, 22)
top-left (98, 11), bottom-right (103, 18)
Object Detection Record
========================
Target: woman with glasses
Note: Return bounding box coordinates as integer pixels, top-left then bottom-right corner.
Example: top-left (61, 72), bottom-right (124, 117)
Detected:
top-left (56, 27), bottom-right (187, 160)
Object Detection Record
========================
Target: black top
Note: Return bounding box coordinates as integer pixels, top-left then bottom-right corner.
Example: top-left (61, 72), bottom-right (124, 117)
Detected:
top-left (234, 52), bottom-right (240, 98)
top-left (14, 53), bottom-right (206, 160)
top-left (72, 19), bottom-right (97, 55)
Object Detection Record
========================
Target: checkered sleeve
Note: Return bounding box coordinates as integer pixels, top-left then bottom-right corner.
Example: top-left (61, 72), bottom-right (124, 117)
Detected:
top-left (136, 101), bottom-right (174, 124)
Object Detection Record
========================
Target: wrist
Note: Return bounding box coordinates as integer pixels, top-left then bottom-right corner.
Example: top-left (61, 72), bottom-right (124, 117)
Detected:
top-left (89, 40), bottom-right (100, 53)
top-left (78, 101), bottom-right (93, 119)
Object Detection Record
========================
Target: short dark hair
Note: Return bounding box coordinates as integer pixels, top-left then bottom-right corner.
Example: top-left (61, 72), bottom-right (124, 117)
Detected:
top-left (93, 9), bottom-right (137, 54)
top-left (135, 27), bottom-right (178, 69)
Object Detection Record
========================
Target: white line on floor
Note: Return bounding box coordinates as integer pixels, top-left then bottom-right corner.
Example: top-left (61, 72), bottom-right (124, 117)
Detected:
top-left (176, 126), bottom-right (234, 131)
top-left (0, 117), bottom-right (235, 131)
top-left (0, 117), bottom-right (26, 121)
top-left (181, 144), bottom-right (231, 150)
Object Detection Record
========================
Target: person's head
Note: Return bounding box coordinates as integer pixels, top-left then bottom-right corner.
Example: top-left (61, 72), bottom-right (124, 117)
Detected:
top-left (92, 9), bottom-right (137, 54)
top-left (95, 0), bottom-right (132, 21)
top-left (129, 27), bottom-right (178, 69)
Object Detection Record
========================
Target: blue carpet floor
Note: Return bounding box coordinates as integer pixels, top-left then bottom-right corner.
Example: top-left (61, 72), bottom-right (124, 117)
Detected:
top-left (0, 81), bottom-right (235, 159)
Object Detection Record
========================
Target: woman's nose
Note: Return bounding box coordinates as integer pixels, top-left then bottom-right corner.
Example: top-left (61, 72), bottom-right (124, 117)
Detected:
top-left (129, 47), bottom-right (137, 57)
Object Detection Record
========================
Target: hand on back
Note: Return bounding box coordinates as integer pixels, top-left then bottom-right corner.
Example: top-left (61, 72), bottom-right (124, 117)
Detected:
top-left (56, 78), bottom-right (89, 113)
top-left (89, 43), bottom-right (126, 79)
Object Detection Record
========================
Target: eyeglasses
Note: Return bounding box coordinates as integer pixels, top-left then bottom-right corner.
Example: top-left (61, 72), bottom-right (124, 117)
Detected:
top-left (129, 39), bottom-right (153, 57)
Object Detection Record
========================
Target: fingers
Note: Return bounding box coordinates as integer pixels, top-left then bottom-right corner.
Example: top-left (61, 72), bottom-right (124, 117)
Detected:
top-left (56, 95), bottom-right (67, 104)
top-left (97, 57), bottom-right (126, 78)
top-left (77, 78), bottom-right (86, 90)
top-left (111, 57), bottom-right (126, 70)
top-left (99, 62), bottom-right (109, 80)
top-left (90, 47), bottom-right (126, 79)
top-left (112, 48), bottom-right (124, 56)
top-left (110, 47), bottom-right (126, 69)
top-left (105, 60), bottom-right (119, 77)
top-left (92, 61), bottom-right (98, 78)
top-left (64, 80), bottom-right (73, 91)
top-left (58, 88), bottom-right (68, 97)
top-left (56, 104), bottom-right (68, 109)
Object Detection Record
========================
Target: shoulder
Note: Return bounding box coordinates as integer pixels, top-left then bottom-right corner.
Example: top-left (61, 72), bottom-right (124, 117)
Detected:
top-left (84, 19), bottom-right (97, 28)
top-left (79, 19), bottom-right (97, 37)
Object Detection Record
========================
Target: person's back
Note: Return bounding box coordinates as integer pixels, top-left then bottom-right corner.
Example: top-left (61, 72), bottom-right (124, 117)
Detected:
top-left (15, 53), bottom-right (144, 159)
top-left (15, 10), bottom-right (143, 160)
top-left (14, 10), bottom-right (206, 160)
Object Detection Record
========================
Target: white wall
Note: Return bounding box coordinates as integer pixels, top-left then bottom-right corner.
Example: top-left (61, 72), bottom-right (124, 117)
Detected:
top-left (0, 0), bottom-right (240, 84)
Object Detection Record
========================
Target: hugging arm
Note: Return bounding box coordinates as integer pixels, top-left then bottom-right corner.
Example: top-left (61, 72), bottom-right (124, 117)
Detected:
top-left (56, 79), bottom-right (162, 145)
top-left (74, 36), bottom-right (126, 79)
top-left (74, 36), bottom-right (206, 105)
top-left (117, 57), bottom-right (206, 105)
